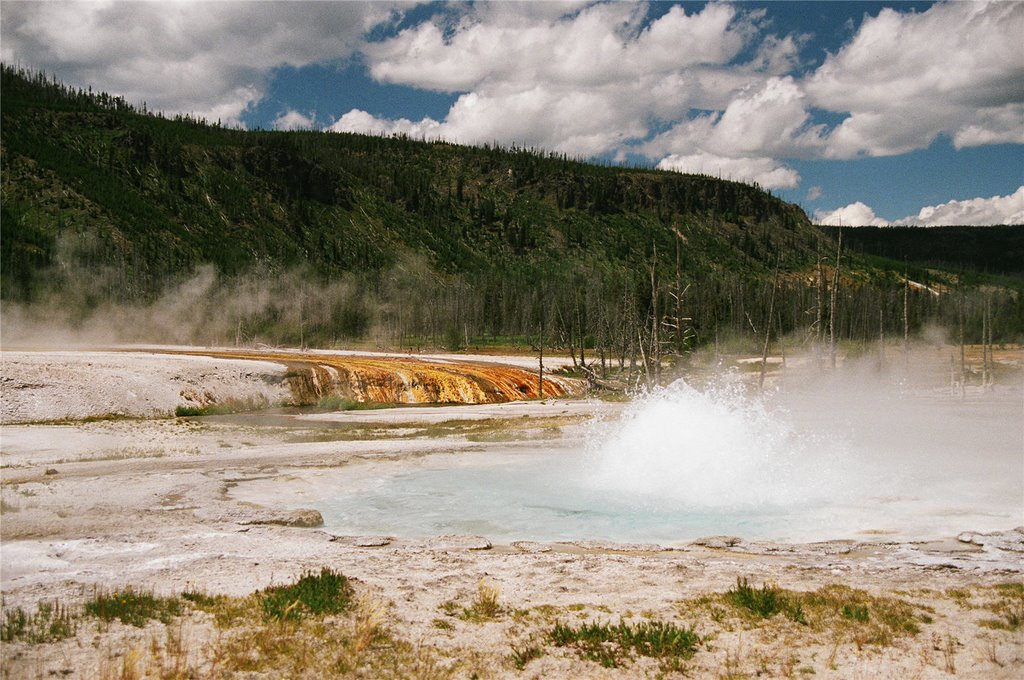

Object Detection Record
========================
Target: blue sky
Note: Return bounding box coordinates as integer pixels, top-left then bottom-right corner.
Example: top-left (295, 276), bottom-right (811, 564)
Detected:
top-left (2, 1), bottom-right (1022, 225)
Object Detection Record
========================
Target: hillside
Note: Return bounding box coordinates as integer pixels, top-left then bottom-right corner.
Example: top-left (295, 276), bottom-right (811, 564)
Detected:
top-left (2, 65), bottom-right (1021, 355)
top-left (822, 225), bottom-right (1024, 277)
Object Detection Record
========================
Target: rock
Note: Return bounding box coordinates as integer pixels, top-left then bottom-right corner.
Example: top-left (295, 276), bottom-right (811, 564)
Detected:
top-left (241, 508), bottom-right (324, 528)
top-left (510, 541), bottom-right (552, 553)
top-left (957, 528), bottom-right (1024, 553)
top-left (429, 534), bottom-right (492, 551)
top-left (560, 540), bottom-right (671, 553)
top-left (692, 536), bottom-right (744, 549)
top-left (330, 535), bottom-right (392, 547)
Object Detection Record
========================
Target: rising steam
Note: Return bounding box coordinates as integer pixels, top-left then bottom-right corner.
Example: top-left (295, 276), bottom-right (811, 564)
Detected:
top-left (584, 376), bottom-right (849, 510)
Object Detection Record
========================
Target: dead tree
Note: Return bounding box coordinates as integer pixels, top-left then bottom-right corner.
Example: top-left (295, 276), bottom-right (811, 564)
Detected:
top-left (759, 258), bottom-right (781, 390)
top-left (829, 228), bottom-right (843, 369)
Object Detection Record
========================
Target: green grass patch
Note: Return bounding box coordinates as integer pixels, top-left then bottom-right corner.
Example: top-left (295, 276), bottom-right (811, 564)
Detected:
top-left (260, 568), bottom-right (353, 622)
top-left (84, 587), bottom-right (182, 627)
top-left (708, 580), bottom-right (928, 648)
top-left (549, 619), bottom-right (701, 668)
top-left (1, 600), bottom-right (77, 643)
top-left (977, 582), bottom-right (1024, 631)
top-left (726, 577), bottom-right (806, 624)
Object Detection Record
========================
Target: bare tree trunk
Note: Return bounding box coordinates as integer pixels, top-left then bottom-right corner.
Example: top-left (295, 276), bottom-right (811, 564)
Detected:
top-left (958, 291), bottom-right (966, 398)
top-left (675, 235), bottom-right (684, 355)
top-left (981, 298), bottom-right (988, 389)
top-left (879, 308), bottom-right (885, 369)
top-left (816, 240), bottom-right (825, 369)
top-left (986, 297), bottom-right (995, 389)
top-left (829, 228), bottom-right (843, 369)
top-left (650, 244), bottom-right (660, 386)
top-left (759, 261), bottom-right (780, 391)
top-left (903, 266), bottom-right (910, 367)
top-left (537, 318), bottom-right (544, 399)
top-left (638, 328), bottom-right (650, 388)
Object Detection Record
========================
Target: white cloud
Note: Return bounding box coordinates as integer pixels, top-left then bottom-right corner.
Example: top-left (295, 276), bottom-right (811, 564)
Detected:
top-left (806, 186), bottom-right (823, 202)
top-left (328, 109), bottom-right (443, 140)
top-left (815, 187), bottom-right (1024, 226)
top-left (0, 0), bottom-right (396, 125)
top-left (805, 2), bottom-right (1024, 158)
top-left (273, 109), bottom-right (316, 131)
top-left (345, 3), bottom-right (822, 164)
top-left (814, 202), bottom-right (890, 227)
top-left (893, 187), bottom-right (1024, 226)
top-left (952, 104), bottom-right (1024, 149)
top-left (657, 152), bottom-right (800, 189)
top-left (364, 3), bottom-right (749, 93)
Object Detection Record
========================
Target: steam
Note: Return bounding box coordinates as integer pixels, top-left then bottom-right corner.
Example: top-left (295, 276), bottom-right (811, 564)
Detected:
top-left (0, 256), bottom-right (433, 349)
top-left (585, 376), bottom-right (848, 510)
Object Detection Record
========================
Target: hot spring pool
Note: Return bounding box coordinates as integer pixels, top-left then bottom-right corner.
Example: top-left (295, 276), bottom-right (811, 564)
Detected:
top-left (306, 377), bottom-right (1022, 545)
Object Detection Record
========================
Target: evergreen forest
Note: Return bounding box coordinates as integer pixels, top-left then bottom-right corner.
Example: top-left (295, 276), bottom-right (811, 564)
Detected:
top-left (2, 65), bottom-right (1022, 372)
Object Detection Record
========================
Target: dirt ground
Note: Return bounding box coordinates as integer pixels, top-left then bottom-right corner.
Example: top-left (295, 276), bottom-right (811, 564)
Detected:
top-left (1, 348), bottom-right (1021, 678)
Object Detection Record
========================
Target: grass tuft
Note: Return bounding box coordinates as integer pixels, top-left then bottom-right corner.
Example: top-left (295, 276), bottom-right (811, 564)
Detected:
top-left (1, 600), bottom-right (77, 643)
top-left (460, 579), bottom-right (502, 622)
top-left (726, 577), bottom-right (806, 624)
top-left (549, 619), bottom-right (701, 668)
top-left (260, 568), bottom-right (352, 622)
top-left (510, 642), bottom-right (544, 670)
top-left (84, 587), bottom-right (181, 627)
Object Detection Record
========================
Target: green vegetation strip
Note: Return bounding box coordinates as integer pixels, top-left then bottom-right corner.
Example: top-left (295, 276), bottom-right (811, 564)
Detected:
top-left (549, 619), bottom-right (702, 668)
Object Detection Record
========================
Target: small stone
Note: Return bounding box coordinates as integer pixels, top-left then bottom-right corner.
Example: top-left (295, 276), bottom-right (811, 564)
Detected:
top-left (241, 508), bottom-right (324, 528)
top-left (692, 535), bottom-right (743, 549)
top-left (511, 541), bottom-right (552, 553)
top-left (279, 509), bottom-right (324, 527)
top-left (44, 468), bottom-right (58, 476)
top-left (430, 534), bottom-right (492, 551)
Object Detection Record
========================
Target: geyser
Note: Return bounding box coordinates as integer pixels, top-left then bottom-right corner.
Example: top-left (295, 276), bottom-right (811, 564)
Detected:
top-left (584, 378), bottom-right (847, 510)
top-left (311, 367), bottom-right (1022, 545)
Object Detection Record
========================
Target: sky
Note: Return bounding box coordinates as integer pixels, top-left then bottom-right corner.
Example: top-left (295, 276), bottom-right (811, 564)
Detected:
top-left (2, 0), bottom-right (1022, 226)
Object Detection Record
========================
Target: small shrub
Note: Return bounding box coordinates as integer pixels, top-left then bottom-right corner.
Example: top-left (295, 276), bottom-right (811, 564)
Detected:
top-left (85, 587), bottom-right (181, 627)
top-left (1, 600), bottom-right (77, 643)
top-left (260, 568), bottom-right (352, 622)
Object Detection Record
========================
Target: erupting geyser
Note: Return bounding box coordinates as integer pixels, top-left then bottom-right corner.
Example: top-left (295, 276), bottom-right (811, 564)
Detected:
top-left (309, 363), bottom-right (1021, 545)
top-left (584, 378), bottom-right (848, 510)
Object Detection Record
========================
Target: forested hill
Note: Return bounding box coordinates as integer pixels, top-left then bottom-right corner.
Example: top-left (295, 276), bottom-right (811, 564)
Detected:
top-left (822, 226), bottom-right (1024, 277)
top-left (2, 65), bottom-right (1021, 351)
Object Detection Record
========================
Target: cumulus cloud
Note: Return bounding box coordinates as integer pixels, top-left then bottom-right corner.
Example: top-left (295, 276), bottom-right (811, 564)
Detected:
top-left (657, 152), bottom-right (800, 189)
top-left (342, 1), bottom-right (1022, 172)
top-left (814, 202), bottom-right (891, 227)
top-left (328, 109), bottom-right (442, 139)
top-left (815, 187), bottom-right (1024, 226)
top-left (364, 3), bottom-right (749, 93)
top-left (893, 187), bottom-right (1024, 226)
top-left (806, 186), bottom-right (823, 202)
top-left (342, 3), bottom-right (822, 165)
top-left (805, 2), bottom-right (1024, 158)
top-left (0, 0), bottom-right (395, 125)
top-left (273, 110), bottom-right (317, 131)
